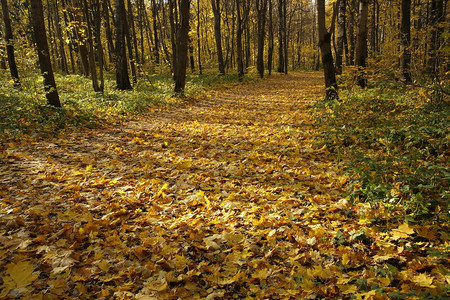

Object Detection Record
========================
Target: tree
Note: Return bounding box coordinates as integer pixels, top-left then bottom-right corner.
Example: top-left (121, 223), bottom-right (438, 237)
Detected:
top-left (211, 0), bottom-right (225, 74)
top-left (427, 0), bottom-right (444, 77)
top-left (114, 0), bottom-right (132, 90)
top-left (335, 0), bottom-right (346, 74)
top-left (236, 0), bottom-right (244, 80)
top-left (401, 0), bottom-right (412, 84)
top-left (1, 0), bottom-right (20, 87)
top-left (174, 0), bottom-right (190, 93)
top-left (267, 0), bottom-right (274, 75)
top-left (256, 0), bottom-right (268, 78)
top-left (317, 0), bottom-right (338, 100)
top-left (355, 0), bottom-right (369, 88)
top-left (277, 0), bottom-right (285, 73)
top-left (29, 0), bottom-right (61, 107)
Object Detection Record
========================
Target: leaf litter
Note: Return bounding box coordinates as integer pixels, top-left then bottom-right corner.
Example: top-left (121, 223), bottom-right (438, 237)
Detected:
top-left (0, 72), bottom-right (448, 299)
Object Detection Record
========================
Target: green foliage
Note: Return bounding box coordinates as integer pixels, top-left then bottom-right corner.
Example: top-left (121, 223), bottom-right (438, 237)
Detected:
top-left (314, 80), bottom-right (449, 222)
top-left (0, 69), bottom-right (257, 142)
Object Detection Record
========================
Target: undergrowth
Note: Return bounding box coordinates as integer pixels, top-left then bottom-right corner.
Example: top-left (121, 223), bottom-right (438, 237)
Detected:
top-left (315, 77), bottom-right (449, 223)
top-left (0, 69), bottom-right (257, 142)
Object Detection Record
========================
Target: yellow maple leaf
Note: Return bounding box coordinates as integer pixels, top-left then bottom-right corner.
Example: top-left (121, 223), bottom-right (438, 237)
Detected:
top-left (412, 273), bottom-right (435, 288)
top-left (147, 278), bottom-right (168, 291)
top-left (3, 261), bottom-right (39, 290)
top-left (252, 268), bottom-right (271, 280)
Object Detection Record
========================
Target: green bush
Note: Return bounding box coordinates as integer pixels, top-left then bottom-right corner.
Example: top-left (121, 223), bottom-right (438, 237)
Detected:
top-left (314, 80), bottom-right (449, 222)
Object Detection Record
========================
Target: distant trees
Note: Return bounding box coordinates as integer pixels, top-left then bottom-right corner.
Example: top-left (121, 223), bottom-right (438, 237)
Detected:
top-left (1, 0), bottom-right (20, 87)
top-left (0, 0), bottom-right (447, 102)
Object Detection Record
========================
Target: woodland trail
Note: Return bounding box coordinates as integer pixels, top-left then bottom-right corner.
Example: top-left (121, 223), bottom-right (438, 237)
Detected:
top-left (0, 72), bottom-right (443, 299)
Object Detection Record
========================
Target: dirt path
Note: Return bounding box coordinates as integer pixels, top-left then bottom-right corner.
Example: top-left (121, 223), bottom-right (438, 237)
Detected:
top-left (0, 72), bottom-right (434, 299)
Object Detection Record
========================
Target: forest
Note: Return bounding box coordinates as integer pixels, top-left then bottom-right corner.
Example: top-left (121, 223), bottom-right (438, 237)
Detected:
top-left (0, 0), bottom-right (449, 299)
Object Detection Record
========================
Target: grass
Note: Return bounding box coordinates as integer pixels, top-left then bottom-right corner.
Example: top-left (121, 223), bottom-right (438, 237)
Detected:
top-left (314, 74), bottom-right (449, 222)
top-left (0, 68), bottom-right (258, 142)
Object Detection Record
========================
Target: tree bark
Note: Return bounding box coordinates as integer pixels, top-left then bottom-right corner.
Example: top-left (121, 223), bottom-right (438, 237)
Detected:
top-left (174, 0), bottom-right (190, 93)
top-left (1, 0), bottom-right (20, 87)
top-left (236, 0), bottom-right (244, 80)
top-left (197, 0), bottom-right (202, 74)
top-left (151, 0), bottom-right (160, 64)
top-left (256, 0), bottom-right (267, 78)
top-left (30, 0), bottom-right (61, 107)
top-left (355, 0), bottom-right (369, 88)
top-left (103, 0), bottom-right (115, 64)
top-left (277, 0), bottom-right (284, 73)
top-left (336, 0), bottom-right (346, 74)
top-left (401, 0), bottom-right (412, 83)
top-left (211, 0), bottom-right (225, 74)
top-left (427, 0), bottom-right (444, 77)
top-left (82, 0), bottom-right (99, 92)
top-left (317, 0), bottom-right (338, 100)
top-left (267, 0), bottom-right (274, 75)
top-left (114, 0), bottom-right (132, 90)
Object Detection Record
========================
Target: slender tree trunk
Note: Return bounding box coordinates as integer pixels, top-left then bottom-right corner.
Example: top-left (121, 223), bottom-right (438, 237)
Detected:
top-left (174, 0), bottom-right (190, 93)
top-left (277, 0), bottom-right (284, 72)
top-left (114, 0), bottom-right (132, 90)
top-left (427, 0), bottom-right (444, 77)
top-left (126, 0), bottom-right (139, 66)
top-left (317, 0), bottom-right (338, 100)
top-left (30, 0), bottom-right (61, 107)
top-left (355, 0), bottom-right (369, 88)
top-left (103, 0), bottom-right (115, 64)
top-left (54, 0), bottom-right (68, 73)
top-left (336, 0), bottom-right (346, 74)
top-left (92, 0), bottom-right (104, 91)
top-left (82, 0), bottom-right (99, 91)
top-left (282, 0), bottom-right (287, 74)
top-left (124, 5), bottom-right (137, 83)
top-left (0, 29), bottom-right (6, 69)
top-left (211, 0), bottom-right (225, 74)
top-left (168, 0), bottom-right (177, 77)
top-left (236, 0), bottom-right (244, 80)
top-left (151, 0), bottom-right (160, 64)
top-left (267, 0), bottom-right (273, 75)
top-left (197, 0), bottom-right (202, 74)
top-left (1, 0), bottom-right (20, 87)
top-left (401, 0), bottom-right (412, 83)
top-left (256, 0), bottom-right (267, 78)
top-left (61, 0), bottom-right (76, 73)
top-left (188, 36), bottom-right (195, 72)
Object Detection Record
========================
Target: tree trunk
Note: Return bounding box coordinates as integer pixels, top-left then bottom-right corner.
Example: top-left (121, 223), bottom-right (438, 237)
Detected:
top-left (236, 0), bottom-right (244, 80)
top-left (151, 0), bottom-right (160, 64)
top-left (336, 0), bottom-right (346, 74)
top-left (114, 0), bottom-right (132, 90)
top-left (401, 0), bottom-right (412, 83)
top-left (355, 0), bottom-right (369, 88)
top-left (427, 0), bottom-right (444, 77)
top-left (267, 0), bottom-right (273, 75)
top-left (103, 0), bottom-right (115, 64)
top-left (188, 36), bottom-right (195, 72)
top-left (277, 0), bottom-right (284, 72)
top-left (197, 0), bottom-right (202, 74)
top-left (82, 0), bottom-right (99, 92)
top-left (256, 0), bottom-right (267, 78)
top-left (317, 0), bottom-right (338, 100)
top-left (174, 0), bottom-right (190, 93)
top-left (1, 0), bottom-right (20, 87)
top-left (93, 0), bottom-right (104, 91)
top-left (30, 0), bottom-right (61, 107)
top-left (211, 0), bottom-right (225, 74)
top-left (282, 0), bottom-right (287, 74)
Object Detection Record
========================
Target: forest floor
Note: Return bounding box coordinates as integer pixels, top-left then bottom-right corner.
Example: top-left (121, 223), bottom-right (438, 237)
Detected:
top-left (0, 72), bottom-right (448, 299)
